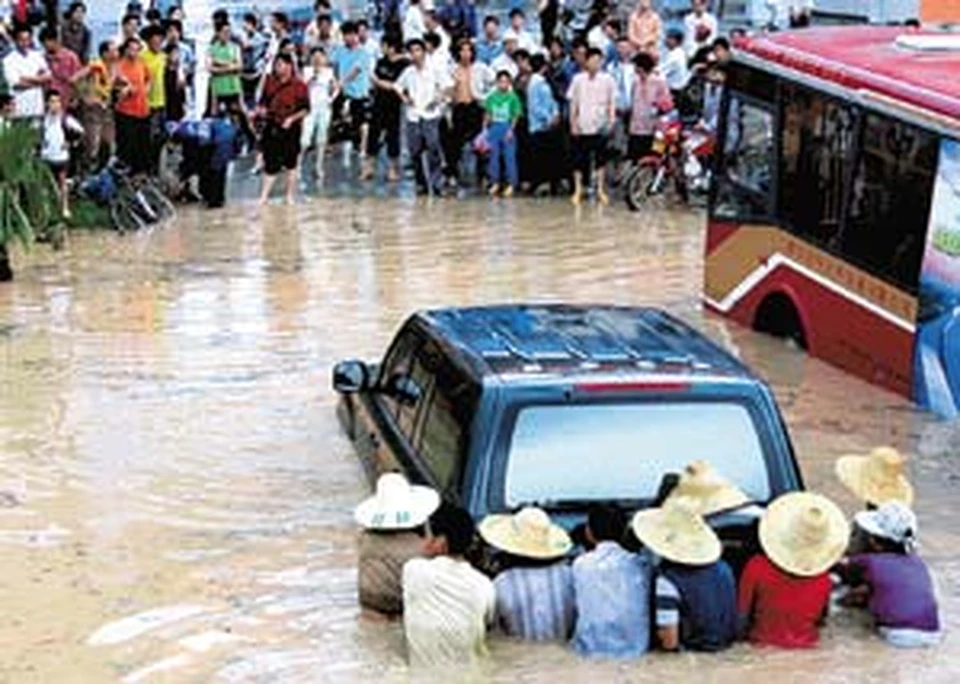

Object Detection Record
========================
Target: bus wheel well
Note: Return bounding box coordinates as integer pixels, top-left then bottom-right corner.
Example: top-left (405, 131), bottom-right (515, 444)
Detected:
top-left (753, 293), bottom-right (808, 351)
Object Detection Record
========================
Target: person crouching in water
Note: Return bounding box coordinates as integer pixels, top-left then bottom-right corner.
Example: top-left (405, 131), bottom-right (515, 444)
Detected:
top-left (41, 89), bottom-right (84, 219)
top-left (402, 501), bottom-right (495, 668)
top-left (478, 507), bottom-right (575, 641)
top-left (353, 473), bottom-right (439, 616)
top-left (839, 502), bottom-right (940, 648)
top-left (632, 496), bottom-right (738, 652)
top-left (739, 492), bottom-right (848, 648)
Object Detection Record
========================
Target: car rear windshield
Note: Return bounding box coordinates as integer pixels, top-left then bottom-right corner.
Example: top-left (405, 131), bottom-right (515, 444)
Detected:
top-left (504, 401), bottom-right (771, 508)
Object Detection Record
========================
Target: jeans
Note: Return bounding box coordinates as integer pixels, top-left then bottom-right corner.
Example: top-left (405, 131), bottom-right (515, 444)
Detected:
top-left (487, 122), bottom-right (517, 188)
top-left (405, 118), bottom-right (443, 193)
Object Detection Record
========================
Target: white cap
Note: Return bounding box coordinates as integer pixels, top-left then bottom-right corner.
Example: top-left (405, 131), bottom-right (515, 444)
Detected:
top-left (854, 502), bottom-right (918, 546)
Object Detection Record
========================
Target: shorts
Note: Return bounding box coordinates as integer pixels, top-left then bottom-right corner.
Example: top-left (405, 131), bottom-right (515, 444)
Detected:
top-left (628, 134), bottom-right (654, 160)
top-left (45, 160), bottom-right (68, 177)
top-left (262, 123), bottom-right (301, 175)
top-left (345, 96), bottom-right (372, 126)
top-left (572, 134), bottom-right (610, 176)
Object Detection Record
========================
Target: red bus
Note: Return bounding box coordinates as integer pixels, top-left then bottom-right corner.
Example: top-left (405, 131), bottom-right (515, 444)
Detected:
top-left (704, 27), bottom-right (960, 417)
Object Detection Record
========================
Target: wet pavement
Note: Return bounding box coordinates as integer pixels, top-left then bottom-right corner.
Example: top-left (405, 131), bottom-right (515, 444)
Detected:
top-left (0, 191), bottom-right (958, 682)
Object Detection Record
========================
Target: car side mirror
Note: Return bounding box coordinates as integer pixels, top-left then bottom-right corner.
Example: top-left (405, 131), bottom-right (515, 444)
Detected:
top-left (332, 360), bottom-right (370, 394)
top-left (384, 373), bottom-right (422, 406)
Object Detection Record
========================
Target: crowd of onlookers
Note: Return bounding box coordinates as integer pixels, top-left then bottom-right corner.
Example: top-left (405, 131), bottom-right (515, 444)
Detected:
top-left (354, 448), bottom-right (940, 668)
top-left (0, 0), bottom-right (815, 212)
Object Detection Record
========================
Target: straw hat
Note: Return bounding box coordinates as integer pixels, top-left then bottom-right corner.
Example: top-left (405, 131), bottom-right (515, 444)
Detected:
top-left (759, 492), bottom-right (848, 577)
top-left (631, 496), bottom-right (722, 565)
top-left (665, 460), bottom-right (751, 516)
top-left (478, 507), bottom-right (573, 560)
top-left (354, 473), bottom-right (440, 530)
top-left (835, 447), bottom-right (914, 506)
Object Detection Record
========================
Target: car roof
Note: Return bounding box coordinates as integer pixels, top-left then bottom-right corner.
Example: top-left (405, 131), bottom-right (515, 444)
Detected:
top-left (416, 305), bottom-right (754, 381)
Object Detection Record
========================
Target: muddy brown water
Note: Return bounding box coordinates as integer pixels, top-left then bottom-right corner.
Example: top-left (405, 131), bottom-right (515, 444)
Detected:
top-left (0, 198), bottom-right (957, 682)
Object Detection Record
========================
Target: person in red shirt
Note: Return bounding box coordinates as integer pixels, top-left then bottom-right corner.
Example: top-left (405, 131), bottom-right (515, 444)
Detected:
top-left (738, 492), bottom-right (848, 648)
top-left (256, 53), bottom-right (309, 205)
top-left (40, 26), bottom-right (82, 113)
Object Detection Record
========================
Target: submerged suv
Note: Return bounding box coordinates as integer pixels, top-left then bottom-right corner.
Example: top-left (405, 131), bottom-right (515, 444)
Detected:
top-left (333, 305), bottom-right (802, 558)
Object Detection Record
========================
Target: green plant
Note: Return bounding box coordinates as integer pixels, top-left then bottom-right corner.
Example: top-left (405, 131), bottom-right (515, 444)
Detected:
top-left (0, 122), bottom-right (65, 271)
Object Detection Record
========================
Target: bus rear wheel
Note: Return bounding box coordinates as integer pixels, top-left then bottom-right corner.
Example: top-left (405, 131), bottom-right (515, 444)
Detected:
top-left (754, 293), bottom-right (808, 350)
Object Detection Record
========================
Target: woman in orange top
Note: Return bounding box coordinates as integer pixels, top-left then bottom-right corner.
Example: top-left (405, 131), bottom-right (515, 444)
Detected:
top-left (113, 37), bottom-right (152, 175)
top-left (628, 0), bottom-right (663, 58)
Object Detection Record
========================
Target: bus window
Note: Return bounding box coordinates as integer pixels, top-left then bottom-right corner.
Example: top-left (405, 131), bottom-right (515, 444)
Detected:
top-left (840, 113), bottom-right (937, 292)
top-left (713, 97), bottom-right (775, 221)
top-left (779, 82), bottom-right (858, 248)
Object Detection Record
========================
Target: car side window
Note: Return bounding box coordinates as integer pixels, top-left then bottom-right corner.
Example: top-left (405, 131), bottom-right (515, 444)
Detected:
top-left (396, 348), bottom-right (436, 441)
top-left (416, 359), bottom-right (479, 495)
top-left (377, 325), bottom-right (421, 420)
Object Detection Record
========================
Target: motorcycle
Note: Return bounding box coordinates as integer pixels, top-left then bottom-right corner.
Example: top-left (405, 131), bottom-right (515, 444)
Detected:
top-left (624, 114), bottom-right (715, 212)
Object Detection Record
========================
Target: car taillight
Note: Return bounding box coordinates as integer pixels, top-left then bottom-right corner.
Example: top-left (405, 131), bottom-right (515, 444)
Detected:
top-left (574, 381), bottom-right (690, 393)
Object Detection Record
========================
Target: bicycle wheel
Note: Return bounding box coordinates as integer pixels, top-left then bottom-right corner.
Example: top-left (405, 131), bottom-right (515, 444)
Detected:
top-left (109, 195), bottom-right (147, 233)
top-left (625, 161), bottom-right (670, 212)
top-left (140, 181), bottom-right (176, 222)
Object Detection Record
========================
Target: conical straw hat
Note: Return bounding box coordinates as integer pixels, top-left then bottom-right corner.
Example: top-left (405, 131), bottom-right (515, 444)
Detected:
top-left (354, 473), bottom-right (440, 530)
top-left (479, 507), bottom-right (573, 560)
top-left (759, 492), bottom-right (848, 577)
top-left (665, 460), bottom-right (751, 516)
top-left (835, 447), bottom-right (914, 506)
top-left (631, 496), bottom-right (722, 566)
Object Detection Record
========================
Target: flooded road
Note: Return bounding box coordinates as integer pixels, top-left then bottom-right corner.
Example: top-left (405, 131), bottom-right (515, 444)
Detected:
top-left (0, 197), bottom-right (957, 682)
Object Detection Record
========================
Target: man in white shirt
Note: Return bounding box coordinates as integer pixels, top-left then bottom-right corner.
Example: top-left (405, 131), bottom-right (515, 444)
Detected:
top-left (395, 39), bottom-right (447, 195)
top-left (506, 9), bottom-right (538, 55)
top-left (402, 502), bottom-right (494, 667)
top-left (660, 29), bottom-right (690, 94)
top-left (491, 34), bottom-right (519, 80)
top-left (683, 0), bottom-right (719, 56)
top-left (423, 10), bottom-right (451, 55)
top-left (4, 25), bottom-right (51, 119)
top-left (403, 0), bottom-right (427, 43)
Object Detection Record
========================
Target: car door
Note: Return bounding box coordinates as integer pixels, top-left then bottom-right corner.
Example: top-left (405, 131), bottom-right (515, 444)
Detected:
top-left (353, 324), bottom-right (422, 481)
top-left (406, 346), bottom-right (480, 503)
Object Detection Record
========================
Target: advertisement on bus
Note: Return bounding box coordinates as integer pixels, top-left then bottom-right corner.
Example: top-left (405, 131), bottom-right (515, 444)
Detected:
top-left (915, 137), bottom-right (960, 419)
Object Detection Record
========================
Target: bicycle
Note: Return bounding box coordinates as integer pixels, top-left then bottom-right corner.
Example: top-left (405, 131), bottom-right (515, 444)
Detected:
top-left (77, 160), bottom-right (176, 233)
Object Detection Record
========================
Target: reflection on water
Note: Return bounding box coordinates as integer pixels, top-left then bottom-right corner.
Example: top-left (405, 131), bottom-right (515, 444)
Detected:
top-left (0, 198), bottom-right (957, 681)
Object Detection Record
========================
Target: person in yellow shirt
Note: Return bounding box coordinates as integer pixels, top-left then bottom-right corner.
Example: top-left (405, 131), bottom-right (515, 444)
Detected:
top-left (140, 24), bottom-right (167, 174)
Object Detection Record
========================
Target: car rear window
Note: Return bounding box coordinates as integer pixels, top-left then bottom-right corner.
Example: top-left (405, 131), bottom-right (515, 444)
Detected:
top-left (504, 401), bottom-right (771, 508)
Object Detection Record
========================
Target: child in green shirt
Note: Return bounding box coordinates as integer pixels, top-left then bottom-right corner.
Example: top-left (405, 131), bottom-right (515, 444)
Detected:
top-left (483, 71), bottom-right (522, 198)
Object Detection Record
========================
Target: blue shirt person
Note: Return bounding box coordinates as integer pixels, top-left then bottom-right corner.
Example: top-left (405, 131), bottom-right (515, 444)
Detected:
top-left (333, 26), bottom-right (372, 100)
top-left (655, 561), bottom-right (739, 651)
top-left (476, 17), bottom-right (504, 65)
top-left (527, 72), bottom-right (558, 134)
top-left (571, 506), bottom-right (653, 658)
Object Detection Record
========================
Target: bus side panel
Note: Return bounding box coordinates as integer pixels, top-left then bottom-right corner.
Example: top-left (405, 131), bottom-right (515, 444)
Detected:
top-left (734, 269), bottom-right (916, 398)
top-left (703, 223), bottom-right (916, 399)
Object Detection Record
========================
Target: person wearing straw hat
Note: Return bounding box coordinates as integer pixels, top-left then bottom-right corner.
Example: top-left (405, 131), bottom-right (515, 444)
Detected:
top-left (838, 502), bottom-right (941, 648)
top-left (836, 446), bottom-right (915, 508)
top-left (479, 507), bottom-right (575, 641)
top-left (402, 501), bottom-right (495, 667)
top-left (738, 491), bottom-right (848, 648)
top-left (664, 460), bottom-right (751, 516)
top-left (571, 505), bottom-right (654, 658)
top-left (353, 472), bottom-right (440, 615)
top-left (631, 497), bottom-right (738, 652)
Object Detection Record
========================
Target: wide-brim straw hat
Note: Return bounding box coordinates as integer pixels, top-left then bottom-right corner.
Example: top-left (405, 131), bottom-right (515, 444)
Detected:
top-left (479, 507), bottom-right (573, 560)
top-left (759, 492), bottom-right (848, 577)
top-left (354, 473), bottom-right (440, 531)
top-left (631, 496), bottom-right (722, 565)
top-left (665, 460), bottom-right (751, 516)
top-left (835, 446), bottom-right (914, 506)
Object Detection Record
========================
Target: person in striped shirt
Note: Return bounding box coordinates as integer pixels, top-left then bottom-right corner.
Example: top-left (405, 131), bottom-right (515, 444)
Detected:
top-left (479, 507), bottom-right (575, 641)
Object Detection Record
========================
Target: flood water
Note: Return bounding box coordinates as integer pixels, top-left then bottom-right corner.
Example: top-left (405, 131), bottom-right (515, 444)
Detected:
top-left (1, 196), bottom-right (958, 682)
